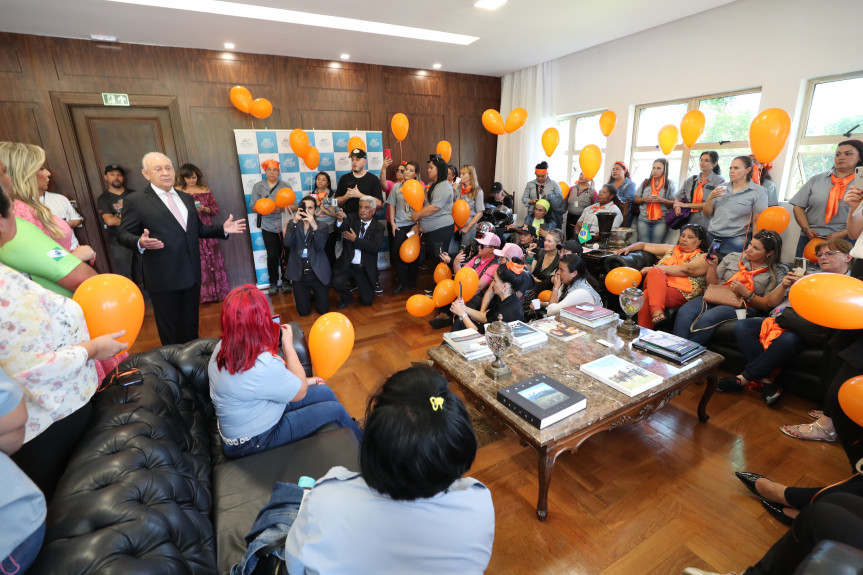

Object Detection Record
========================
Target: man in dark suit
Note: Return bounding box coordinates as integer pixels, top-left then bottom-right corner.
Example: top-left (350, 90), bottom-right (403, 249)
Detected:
top-left (284, 195), bottom-right (331, 316)
top-left (118, 152), bottom-right (246, 345)
top-left (332, 195), bottom-right (384, 309)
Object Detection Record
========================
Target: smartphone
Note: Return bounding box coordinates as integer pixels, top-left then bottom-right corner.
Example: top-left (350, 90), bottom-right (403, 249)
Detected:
top-left (458, 282), bottom-right (463, 300)
top-left (272, 314), bottom-right (281, 324)
top-left (855, 166), bottom-right (863, 190)
top-left (707, 239), bottom-right (722, 259)
top-left (384, 148), bottom-right (392, 161)
top-left (793, 257), bottom-right (808, 276)
top-left (116, 369), bottom-right (143, 387)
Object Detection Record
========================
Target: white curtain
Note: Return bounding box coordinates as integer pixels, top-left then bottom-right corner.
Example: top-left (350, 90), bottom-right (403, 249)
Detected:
top-left (495, 61), bottom-right (555, 224)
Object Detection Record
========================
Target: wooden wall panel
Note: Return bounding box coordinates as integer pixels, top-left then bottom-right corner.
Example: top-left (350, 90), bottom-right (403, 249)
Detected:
top-left (0, 31), bottom-right (500, 288)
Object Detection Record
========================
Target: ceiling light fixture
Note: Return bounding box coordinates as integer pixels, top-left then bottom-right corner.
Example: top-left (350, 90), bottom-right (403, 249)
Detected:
top-left (107, 0), bottom-right (479, 45)
top-left (90, 34), bottom-right (118, 41)
top-left (474, 0), bottom-right (507, 9)
top-left (224, 42), bottom-right (235, 49)
top-left (340, 53), bottom-right (350, 60)
top-left (432, 63), bottom-right (442, 69)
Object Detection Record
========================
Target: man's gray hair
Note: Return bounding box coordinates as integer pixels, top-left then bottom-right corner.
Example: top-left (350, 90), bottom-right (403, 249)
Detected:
top-left (142, 152), bottom-right (172, 170)
top-left (359, 195), bottom-right (376, 207)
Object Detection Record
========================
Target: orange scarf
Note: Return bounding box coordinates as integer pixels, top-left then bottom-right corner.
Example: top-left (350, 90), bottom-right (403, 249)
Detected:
top-left (691, 177), bottom-right (708, 213)
top-left (826, 173), bottom-right (855, 224)
top-left (759, 316), bottom-right (785, 349)
top-left (724, 259), bottom-right (768, 293)
top-left (646, 177), bottom-right (664, 221)
top-left (461, 184), bottom-right (472, 196)
top-left (507, 260), bottom-right (525, 274)
top-left (659, 246), bottom-right (702, 293)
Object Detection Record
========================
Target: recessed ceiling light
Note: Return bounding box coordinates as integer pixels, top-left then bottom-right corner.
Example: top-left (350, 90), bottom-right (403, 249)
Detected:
top-left (432, 63), bottom-right (442, 69)
top-left (340, 53), bottom-right (350, 60)
top-left (224, 42), bottom-right (235, 49)
top-left (107, 0), bottom-right (479, 45)
top-left (90, 34), bottom-right (118, 41)
top-left (474, 0), bottom-right (507, 8)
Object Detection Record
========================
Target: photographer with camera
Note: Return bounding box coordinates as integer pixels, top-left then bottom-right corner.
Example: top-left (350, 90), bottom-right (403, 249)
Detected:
top-left (309, 172), bottom-right (340, 265)
top-left (284, 195), bottom-right (331, 316)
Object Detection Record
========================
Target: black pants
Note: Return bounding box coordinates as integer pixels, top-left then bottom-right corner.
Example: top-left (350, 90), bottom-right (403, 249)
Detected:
top-left (12, 402), bottom-right (93, 504)
top-left (391, 226), bottom-right (420, 289)
top-left (333, 263), bottom-right (374, 306)
top-left (422, 225), bottom-right (454, 266)
top-left (262, 230), bottom-right (286, 286)
top-left (293, 271), bottom-right (330, 316)
top-left (745, 493), bottom-right (863, 575)
top-left (108, 236), bottom-right (134, 280)
top-left (149, 282), bottom-right (201, 345)
top-left (565, 215), bottom-right (583, 240)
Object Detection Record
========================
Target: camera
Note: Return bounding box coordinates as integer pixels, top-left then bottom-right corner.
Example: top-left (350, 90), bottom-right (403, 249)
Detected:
top-left (326, 197), bottom-right (339, 209)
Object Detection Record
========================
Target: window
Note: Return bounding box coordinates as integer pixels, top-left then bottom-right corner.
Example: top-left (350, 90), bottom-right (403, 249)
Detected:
top-left (791, 73), bottom-right (863, 193)
top-left (552, 112), bottom-right (607, 188)
top-left (630, 90), bottom-right (761, 190)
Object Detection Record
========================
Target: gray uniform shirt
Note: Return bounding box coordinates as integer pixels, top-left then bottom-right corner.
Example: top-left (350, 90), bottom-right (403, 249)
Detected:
top-left (707, 182), bottom-right (768, 239)
top-left (677, 172), bottom-right (725, 205)
top-left (418, 181), bottom-right (455, 233)
top-left (522, 179), bottom-right (565, 227)
top-left (635, 179), bottom-right (678, 219)
top-left (789, 169), bottom-right (851, 237)
top-left (251, 179), bottom-right (295, 233)
top-left (385, 181), bottom-right (415, 228)
top-left (716, 252), bottom-right (784, 296)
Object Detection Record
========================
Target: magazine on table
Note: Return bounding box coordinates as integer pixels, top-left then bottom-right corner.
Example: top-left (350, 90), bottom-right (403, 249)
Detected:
top-left (579, 355), bottom-right (664, 397)
top-left (530, 317), bottom-right (587, 341)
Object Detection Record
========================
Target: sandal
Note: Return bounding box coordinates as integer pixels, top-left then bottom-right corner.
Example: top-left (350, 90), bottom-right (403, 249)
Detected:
top-left (762, 381), bottom-right (782, 406)
top-left (651, 311), bottom-right (666, 324)
top-left (780, 421), bottom-right (837, 443)
top-left (717, 376), bottom-right (746, 392)
top-left (808, 409), bottom-right (824, 420)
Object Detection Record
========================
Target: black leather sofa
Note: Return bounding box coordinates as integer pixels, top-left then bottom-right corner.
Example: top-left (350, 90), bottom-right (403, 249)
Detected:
top-left (604, 251), bottom-right (824, 402)
top-left (29, 324), bottom-right (361, 575)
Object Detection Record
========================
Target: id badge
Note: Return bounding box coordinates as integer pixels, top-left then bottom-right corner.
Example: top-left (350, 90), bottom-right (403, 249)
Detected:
top-left (301, 248), bottom-right (308, 258)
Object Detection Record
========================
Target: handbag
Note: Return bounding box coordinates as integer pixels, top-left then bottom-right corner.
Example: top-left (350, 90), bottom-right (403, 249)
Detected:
top-left (665, 177), bottom-right (695, 229)
top-left (776, 307), bottom-right (828, 346)
top-left (703, 284), bottom-right (744, 308)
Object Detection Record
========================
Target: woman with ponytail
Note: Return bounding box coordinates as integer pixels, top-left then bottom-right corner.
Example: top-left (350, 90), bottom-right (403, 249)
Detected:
top-left (674, 151), bottom-right (725, 230)
top-left (633, 158), bottom-right (677, 244)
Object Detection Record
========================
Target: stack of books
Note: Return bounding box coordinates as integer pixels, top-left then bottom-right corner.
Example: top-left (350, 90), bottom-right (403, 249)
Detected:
top-left (442, 329), bottom-right (494, 361)
top-left (633, 330), bottom-right (707, 365)
top-left (531, 317), bottom-right (586, 341)
top-left (560, 304), bottom-right (618, 328)
top-left (508, 321), bottom-right (548, 349)
top-left (579, 355), bottom-right (664, 397)
top-left (497, 373), bottom-right (587, 429)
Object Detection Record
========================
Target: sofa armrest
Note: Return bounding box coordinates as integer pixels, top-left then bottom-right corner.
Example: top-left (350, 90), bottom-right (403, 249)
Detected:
top-left (603, 251), bottom-right (658, 275)
top-left (794, 540), bottom-right (863, 574)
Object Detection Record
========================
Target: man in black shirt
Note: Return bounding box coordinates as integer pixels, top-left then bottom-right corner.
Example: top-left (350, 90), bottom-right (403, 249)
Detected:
top-left (336, 148), bottom-right (383, 214)
top-left (96, 164), bottom-right (137, 279)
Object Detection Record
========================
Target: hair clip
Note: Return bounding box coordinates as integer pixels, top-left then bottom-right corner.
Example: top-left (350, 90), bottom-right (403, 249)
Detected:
top-left (430, 396), bottom-right (444, 411)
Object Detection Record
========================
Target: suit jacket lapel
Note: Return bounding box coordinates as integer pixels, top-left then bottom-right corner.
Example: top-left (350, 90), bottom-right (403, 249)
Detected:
top-left (143, 186), bottom-right (188, 233)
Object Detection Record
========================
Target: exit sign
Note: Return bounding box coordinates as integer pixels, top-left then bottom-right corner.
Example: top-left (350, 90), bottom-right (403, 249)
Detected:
top-left (102, 93), bottom-right (130, 106)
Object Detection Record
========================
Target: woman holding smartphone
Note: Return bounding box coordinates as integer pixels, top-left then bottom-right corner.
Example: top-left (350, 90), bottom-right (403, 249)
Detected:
top-left (310, 171), bottom-right (339, 265)
top-left (703, 156), bottom-right (768, 260)
top-left (387, 160), bottom-right (421, 293)
top-left (411, 156), bottom-right (455, 265)
top-left (673, 151), bottom-right (724, 230)
top-left (633, 158), bottom-right (677, 244)
top-left (284, 196), bottom-right (330, 316)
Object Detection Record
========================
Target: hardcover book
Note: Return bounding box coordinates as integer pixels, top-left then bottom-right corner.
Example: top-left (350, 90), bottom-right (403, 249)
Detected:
top-left (636, 329), bottom-right (701, 356)
top-left (579, 355), bottom-right (664, 397)
top-left (507, 321), bottom-right (548, 348)
top-left (443, 329), bottom-right (493, 361)
top-left (496, 373), bottom-right (587, 429)
top-left (531, 317), bottom-right (586, 341)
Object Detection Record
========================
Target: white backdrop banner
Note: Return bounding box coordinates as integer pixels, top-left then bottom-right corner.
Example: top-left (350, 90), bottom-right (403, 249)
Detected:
top-left (233, 129), bottom-right (387, 287)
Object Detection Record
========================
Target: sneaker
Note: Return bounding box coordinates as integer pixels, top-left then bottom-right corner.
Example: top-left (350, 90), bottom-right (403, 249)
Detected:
top-left (281, 282), bottom-right (293, 294)
top-left (374, 281), bottom-right (383, 294)
top-left (424, 288), bottom-right (434, 297)
top-left (268, 286), bottom-right (278, 296)
top-left (717, 376), bottom-right (745, 392)
top-left (429, 315), bottom-right (452, 329)
top-left (762, 382), bottom-right (783, 405)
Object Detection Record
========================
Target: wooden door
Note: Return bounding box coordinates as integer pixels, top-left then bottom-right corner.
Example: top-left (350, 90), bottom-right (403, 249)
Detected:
top-left (69, 105), bottom-right (182, 273)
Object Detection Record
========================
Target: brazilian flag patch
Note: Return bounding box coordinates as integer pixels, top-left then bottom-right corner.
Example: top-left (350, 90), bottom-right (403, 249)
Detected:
top-left (46, 248), bottom-right (68, 262)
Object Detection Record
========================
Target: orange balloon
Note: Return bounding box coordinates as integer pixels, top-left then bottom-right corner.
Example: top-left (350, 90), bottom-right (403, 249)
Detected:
top-left (803, 237), bottom-right (824, 263)
top-left (391, 113), bottom-right (409, 142)
top-left (289, 129), bottom-right (310, 157)
top-left (406, 295), bottom-right (436, 318)
top-left (274, 188), bottom-right (295, 208)
top-left (749, 108), bottom-right (792, 164)
top-left (504, 107), bottom-right (528, 134)
top-left (789, 273), bottom-right (863, 330)
top-left (309, 312), bottom-right (354, 379)
top-left (482, 109), bottom-right (505, 136)
top-left (249, 98), bottom-right (273, 119)
top-left (541, 128), bottom-right (559, 157)
top-left (454, 267), bottom-right (479, 302)
top-left (599, 111), bottom-right (617, 137)
top-left (401, 179), bottom-right (424, 211)
top-left (756, 206), bottom-right (790, 234)
top-left (304, 147), bottom-right (320, 170)
top-left (399, 233), bottom-right (420, 263)
top-left (579, 144), bottom-right (602, 180)
top-left (658, 124), bottom-right (679, 155)
top-left (436, 140), bottom-right (452, 163)
top-left (72, 274), bottom-right (145, 352)
top-left (605, 267), bottom-right (642, 295)
top-left (680, 110), bottom-right (705, 147)
top-left (348, 136), bottom-right (366, 152)
top-left (559, 182), bottom-right (570, 200)
top-left (434, 278), bottom-right (458, 307)
top-left (229, 85), bottom-right (252, 113)
top-left (538, 290), bottom-right (552, 302)
top-left (452, 199), bottom-right (470, 228)
top-left (839, 376), bottom-right (863, 427)
top-left (434, 262), bottom-right (452, 283)
top-left (255, 198), bottom-right (276, 215)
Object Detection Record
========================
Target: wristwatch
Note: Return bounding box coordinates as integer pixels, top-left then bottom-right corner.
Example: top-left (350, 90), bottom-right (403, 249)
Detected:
top-left (460, 313), bottom-right (469, 321)
top-left (744, 291), bottom-right (755, 302)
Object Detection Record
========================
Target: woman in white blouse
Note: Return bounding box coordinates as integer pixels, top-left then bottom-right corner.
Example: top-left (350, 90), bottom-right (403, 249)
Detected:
top-left (545, 254), bottom-right (603, 316)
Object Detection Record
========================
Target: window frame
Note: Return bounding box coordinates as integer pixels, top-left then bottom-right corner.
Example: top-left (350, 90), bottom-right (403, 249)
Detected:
top-left (556, 110), bottom-right (608, 184)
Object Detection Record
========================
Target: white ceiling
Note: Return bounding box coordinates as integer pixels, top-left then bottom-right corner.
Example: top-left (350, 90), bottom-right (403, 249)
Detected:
top-left (2, 0), bottom-right (735, 77)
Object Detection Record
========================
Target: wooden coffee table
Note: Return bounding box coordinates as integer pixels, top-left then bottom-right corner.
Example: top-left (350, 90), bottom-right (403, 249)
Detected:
top-left (427, 320), bottom-right (722, 521)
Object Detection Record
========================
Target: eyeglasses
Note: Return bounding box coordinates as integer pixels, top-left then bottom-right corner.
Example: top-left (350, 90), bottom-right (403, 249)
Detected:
top-left (817, 250), bottom-right (843, 258)
top-left (397, 169), bottom-right (406, 173)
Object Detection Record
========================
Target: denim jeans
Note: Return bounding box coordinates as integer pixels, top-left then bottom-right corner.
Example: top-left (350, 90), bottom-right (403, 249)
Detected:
top-left (673, 296), bottom-right (753, 345)
top-left (636, 217), bottom-right (670, 244)
top-left (222, 385), bottom-right (362, 459)
top-left (1, 521), bottom-right (45, 574)
top-left (734, 317), bottom-right (806, 381)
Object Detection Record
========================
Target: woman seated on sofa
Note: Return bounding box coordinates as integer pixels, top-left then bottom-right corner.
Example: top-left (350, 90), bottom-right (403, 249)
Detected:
top-left (208, 285), bottom-right (362, 459)
top-left (672, 230), bottom-right (784, 346)
top-left (449, 266), bottom-right (524, 333)
top-left (507, 199), bottom-right (557, 239)
top-left (285, 366), bottom-right (494, 573)
top-left (528, 228), bottom-right (564, 293)
top-left (615, 223), bottom-right (709, 328)
top-left (545, 254), bottom-right (602, 316)
top-left (575, 183), bottom-right (624, 237)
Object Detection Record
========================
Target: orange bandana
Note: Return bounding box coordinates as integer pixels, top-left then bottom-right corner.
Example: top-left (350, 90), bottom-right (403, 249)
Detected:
top-left (758, 316), bottom-right (785, 349)
top-left (826, 173), bottom-right (855, 224)
top-left (724, 259), bottom-right (768, 293)
top-left (507, 260), bottom-right (525, 274)
top-left (461, 184), bottom-right (472, 196)
top-left (691, 177), bottom-right (708, 213)
top-left (646, 177), bottom-right (664, 221)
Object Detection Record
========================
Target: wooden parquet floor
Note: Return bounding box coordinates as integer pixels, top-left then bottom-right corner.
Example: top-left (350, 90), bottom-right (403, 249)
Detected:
top-left (130, 268), bottom-right (850, 574)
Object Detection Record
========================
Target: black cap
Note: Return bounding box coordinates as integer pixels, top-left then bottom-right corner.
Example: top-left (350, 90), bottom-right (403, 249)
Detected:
top-left (491, 182), bottom-right (503, 194)
top-left (517, 225), bottom-right (535, 235)
top-left (104, 164), bottom-right (124, 175)
top-left (535, 161), bottom-right (548, 171)
top-left (560, 240), bottom-right (583, 255)
top-left (349, 148), bottom-right (367, 159)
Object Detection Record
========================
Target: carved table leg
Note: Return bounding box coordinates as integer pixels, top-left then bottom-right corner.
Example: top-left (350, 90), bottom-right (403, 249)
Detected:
top-left (536, 447), bottom-right (555, 521)
top-left (698, 371), bottom-right (718, 422)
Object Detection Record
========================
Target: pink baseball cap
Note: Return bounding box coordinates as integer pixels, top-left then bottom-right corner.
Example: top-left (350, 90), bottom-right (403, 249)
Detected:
top-left (475, 233), bottom-right (501, 247)
top-left (494, 243), bottom-right (523, 259)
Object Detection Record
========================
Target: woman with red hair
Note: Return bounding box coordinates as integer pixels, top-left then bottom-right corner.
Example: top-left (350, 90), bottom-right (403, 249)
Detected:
top-left (207, 285), bottom-right (362, 458)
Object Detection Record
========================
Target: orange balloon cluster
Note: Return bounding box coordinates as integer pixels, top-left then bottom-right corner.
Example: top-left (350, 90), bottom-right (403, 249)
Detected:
top-left (789, 273), bottom-right (863, 330)
top-left (434, 262), bottom-right (452, 283)
top-left (254, 198), bottom-right (276, 215)
top-left (839, 376), bottom-right (863, 427)
top-left (454, 267), bottom-right (479, 301)
top-left (275, 188), bottom-right (296, 208)
top-left (402, 179), bottom-right (424, 211)
top-left (658, 124), bottom-right (679, 155)
top-left (391, 113), bottom-right (409, 142)
top-left (750, 108), bottom-right (792, 164)
top-left (304, 147), bottom-right (320, 170)
top-left (406, 294), bottom-right (435, 317)
top-left (559, 182), bottom-right (570, 200)
top-left (504, 108), bottom-right (528, 134)
top-left (579, 145), bottom-right (602, 181)
top-left (229, 85), bottom-right (272, 119)
top-left (756, 206), bottom-right (790, 234)
top-left (287, 129), bottom-right (320, 171)
top-left (73, 274), bottom-right (145, 353)
top-left (599, 111), bottom-right (617, 137)
top-left (803, 237), bottom-right (824, 264)
top-left (309, 312), bottom-right (354, 379)
top-left (605, 267), bottom-right (642, 295)
top-left (680, 110), bottom-right (706, 147)
top-left (434, 279), bottom-right (458, 307)
top-left (399, 234), bottom-right (421, 263)
top-left (452, 199), bottom-right (470, 228)
top-left (482, 109), bottom-right (505, 135)
top-left (436, 140), bottom-right (452, 163)
top-left (541, 128), bottom-right (560, 157)
top-left (348, 136), bottom-right (366, 153)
